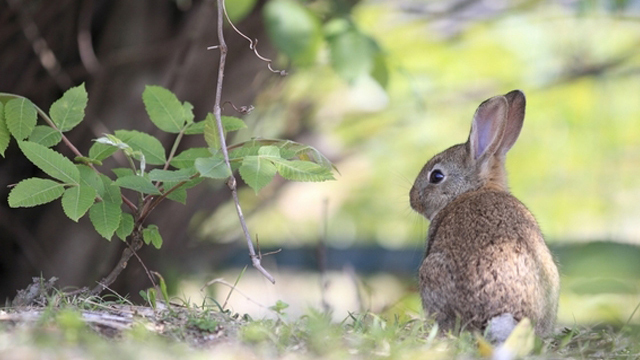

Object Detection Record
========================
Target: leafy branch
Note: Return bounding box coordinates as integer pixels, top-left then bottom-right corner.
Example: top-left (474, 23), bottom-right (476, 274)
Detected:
top-left (0, 1), bottom-right (336, 295)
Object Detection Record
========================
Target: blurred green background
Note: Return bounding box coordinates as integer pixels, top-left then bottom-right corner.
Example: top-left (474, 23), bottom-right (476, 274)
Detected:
top-left (1, 0), bottom-right (639, 329)
top-left (202, 0), bottom-right (640, 327)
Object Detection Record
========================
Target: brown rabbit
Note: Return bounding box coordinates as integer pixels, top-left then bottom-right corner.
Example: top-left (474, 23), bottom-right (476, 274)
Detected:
top-left (410, 90), bottom-right (559, 341)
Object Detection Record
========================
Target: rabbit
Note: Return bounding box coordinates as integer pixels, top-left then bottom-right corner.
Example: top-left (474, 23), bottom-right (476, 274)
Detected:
top-left (409, 90), bottom-right (560, 342)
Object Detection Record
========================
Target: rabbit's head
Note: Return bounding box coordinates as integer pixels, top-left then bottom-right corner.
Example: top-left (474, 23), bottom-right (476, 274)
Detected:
top-left (410, 90), bottom-right (526, 221)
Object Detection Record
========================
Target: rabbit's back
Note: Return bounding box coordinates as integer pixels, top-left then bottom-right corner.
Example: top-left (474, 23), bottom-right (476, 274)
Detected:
top-left (419, 189), bottom-right (559, 335)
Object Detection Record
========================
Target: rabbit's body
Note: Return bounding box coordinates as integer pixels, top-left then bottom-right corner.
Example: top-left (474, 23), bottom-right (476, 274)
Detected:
top-left (410, 91), bottom-right (559, 340)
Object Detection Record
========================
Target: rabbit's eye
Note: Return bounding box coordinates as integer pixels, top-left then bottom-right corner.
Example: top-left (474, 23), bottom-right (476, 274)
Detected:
top-left (429, 169), bottom-right (445, 184)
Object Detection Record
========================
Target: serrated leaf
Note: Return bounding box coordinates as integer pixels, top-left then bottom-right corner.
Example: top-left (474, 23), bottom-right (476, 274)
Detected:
top-left (239, 155), bottom-right (277, 193)
top-left (8, 178), bottom-right (64, 207)
top-left (5, 98), bottom-right (37, 140)
top-left (142, 224), bottom-right (163, 249)
top-left (203, 113), bottom-right (220, 150)
top-left (170, 147), bottom-right (211, 169)
top-left (272, 158), bottom-right (335, 182)
top-left (116, 212), bottom-right (134, 241)
top-left (114, 130), bottom-right (166, 165)
top-left (183, 101), bottom-right (194, 124)
top-left (28, 125), bottom-right (62, 147)
top-left (88, 141), bottom-right (118, 161)
top-left (264, 0), bottom-right (322, 65)
top-left (148, 168), bottom-right (196, 182)
top-left (50, 83), bottom-right (88, 132)
top-left (164, 185), bottom-right (187, 204)
top-left (18, 141), bottom-right (80, 184)
top-left (184, 121), bottom-right (205, 135)
top-left (0, 102), bottom-right (10, 156)
top-left (61, 185), bottom-right (97, 222)
top-left (258, 145), bottom-right (281, 158)
top-left (89, 200), bottom-right (122, 240)
top-left (115, 175), bottom-right (161, 195)
top-left (142, 85), bottom-right (185, 133)
top-left (112, 168), bottom-right (134, 178)
top-left (99, 174), bottom-right (123, 205)
top-left (77, 165), bottom-right (104, 197)
top-left (195, 155), bottom-right (231, 179)
top-left (222, 116), bottom-right (247, 132)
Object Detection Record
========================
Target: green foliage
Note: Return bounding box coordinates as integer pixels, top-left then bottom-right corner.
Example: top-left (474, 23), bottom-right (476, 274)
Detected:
top-left (61, 185), bottom-right (97, 222)
top-left (5, 97), bottom-right (37, 140)
top-left (142, 224), bottom-right (163, 249)
top-left (28, 125), bottom-right (62, 147)
top-left (8, 178), bottom-right (65, 207)
top-left (18, 141), bottom-right (79, 185)
top-left (115, 175), bottom-right (162, 195)
top-left (263, 0), bottom-right (322, 66)
top-left (116, 212), bottom-right (134, 241)
top-left (142, 85), bottom-right (189, 133)
top-left (49, 83), bottom-right (87, 132)
top-left (3, 83), bottom-right (334, 254)
top-left (89, 200), bottom-right (122, 240)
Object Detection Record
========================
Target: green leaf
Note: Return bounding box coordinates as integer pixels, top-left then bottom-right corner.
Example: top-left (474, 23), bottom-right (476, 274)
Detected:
top-left (222, 116), bottom-right (247, 132)
top-left (142, 85), bottom-right (185, 133)
top-left (184, 121), bottom-right (205, 135)
top-left (112, 167), bottom-right (135, 178)
top-left (195, 155), bottom-right (231, 179)
top-left (163, 177), bottom-right (203, 204)
top-left (28, 125), bottom-right (62, 147)
top-left (183, 101), bottom-right (194, 124)
top-left (328, 28), bottom-right (379, 82)
top-left (5, 98), bottom-right (37, 140)
top-left (61, 185), bottom-right (97, 221)
top-left (18, 141), bottom-right (80, 184)
top-left (115, 175), bottom-right (161, 195)
top-left (49, 83), bottom-right (88, 132)
top-left (239, 155), bottom-right (277, 193)
top-left (170, 147), bottom-right (211, 169)
top-left (272, 159), bottom-right (335, 182)
top-left (116, 212), bottom-right (134, 241)
top-left (89, 200), bottom-right (122, 240)
top-left (0, 102), bottom-right (10, 156)
top-left (8, 178), bottom-right (64, 207)
top-left (148, 168), bottom-right (196, 182)
top-left (264, 0), bottom-right (322, 65)
top-left (114, 130), bottom-right (166, 165)
top-left (99, 174), bottom-right (122, 205)
top-left (88, 142), bottom-right (118, 161)
top-left (142, 224), bottom-right (163, 249)
top-left (77, 164), bottom-right (104, 197)
top-left (164, 185), bottom-right (187, 204)
top-left (203, 113), bottom-right (220, 150)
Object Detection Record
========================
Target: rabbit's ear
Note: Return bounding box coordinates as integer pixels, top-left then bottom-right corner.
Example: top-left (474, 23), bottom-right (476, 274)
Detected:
top-left (498, 90), bottom-right (526, 156)
top-left (469, 96), bottom-right (508, 161)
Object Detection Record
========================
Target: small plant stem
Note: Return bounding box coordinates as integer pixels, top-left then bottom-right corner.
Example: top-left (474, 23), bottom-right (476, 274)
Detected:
top-left (164, 128), bottom-right (186, 171)
top-left (214, 0), bottom-right (275, 284)
top-left (90, 227), bottom-right (144, 295)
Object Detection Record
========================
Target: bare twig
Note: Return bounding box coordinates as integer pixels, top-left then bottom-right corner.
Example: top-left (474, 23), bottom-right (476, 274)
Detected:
top-left (213, 0), bottom-right (275, 284)
top-left (90, 229), bottom-right (144, 295)
top-left (218, 0), bottom-right (287, 76)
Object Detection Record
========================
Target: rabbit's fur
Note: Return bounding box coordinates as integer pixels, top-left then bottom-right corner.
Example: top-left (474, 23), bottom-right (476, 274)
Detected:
top-left (410, 90), bottom-right (560, 340)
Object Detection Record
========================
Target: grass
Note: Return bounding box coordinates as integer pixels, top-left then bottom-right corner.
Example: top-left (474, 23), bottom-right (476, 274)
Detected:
top-left (1, 277), bottom-right (639, 359)
top-left (2, 293), bottom-right (640, 359)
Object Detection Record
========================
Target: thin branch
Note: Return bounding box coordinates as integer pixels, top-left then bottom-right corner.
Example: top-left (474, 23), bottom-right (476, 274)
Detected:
top-left (219, 0), bottom-right (287, 76)
top-left (214, 0), bottom-right (275, 284)
top-left (90, 228), bottom-right (144, 296)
